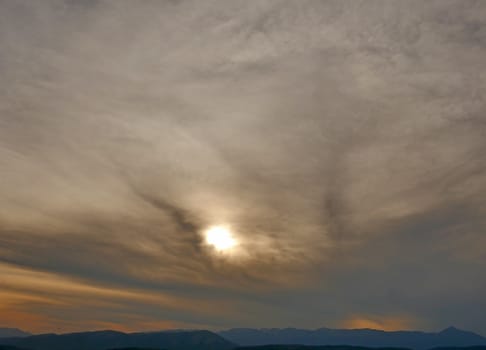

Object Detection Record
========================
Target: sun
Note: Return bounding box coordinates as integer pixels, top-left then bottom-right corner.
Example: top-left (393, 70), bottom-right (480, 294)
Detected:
top-left (204, 226), bottom-right (237, 252)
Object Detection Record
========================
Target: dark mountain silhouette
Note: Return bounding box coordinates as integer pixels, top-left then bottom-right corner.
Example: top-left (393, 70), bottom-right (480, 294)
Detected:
top-left (436, 329), bottom-right (486, 346)
top-left (432, 347), bottom-right (486, 350)
top-left (219, 327), bottom-right (486, 350)
top-left (102, 347), bottom-right (486, 350)
top-left (234, 346), bottom-right (486, 350)
top-left (0, 329), bottom-right (31, 338)
top-left (108, 348), bottom-right (165, 350)
top-left (0, 346), bottom-right (28, 350)
top-left (236, 346), bottom-right (408, 350)
top-left (1, 329), bottom-right (235, 350)
top-left (1, 327), bottom-right (485, 350)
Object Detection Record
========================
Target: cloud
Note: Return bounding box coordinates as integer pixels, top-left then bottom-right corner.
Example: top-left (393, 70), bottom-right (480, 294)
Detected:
top-left (340, 315), bottom-right (417, 331)
top-left (0, 0), bottom-right (485, 335)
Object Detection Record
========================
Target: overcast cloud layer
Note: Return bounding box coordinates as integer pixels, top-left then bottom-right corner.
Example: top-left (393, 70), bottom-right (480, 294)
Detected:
top-left (1, 0), bottom-right (485, 335)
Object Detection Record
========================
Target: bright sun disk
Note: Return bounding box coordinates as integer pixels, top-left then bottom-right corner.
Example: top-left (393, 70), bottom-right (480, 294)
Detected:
top-left (204, 226), bottom-right (237, 251)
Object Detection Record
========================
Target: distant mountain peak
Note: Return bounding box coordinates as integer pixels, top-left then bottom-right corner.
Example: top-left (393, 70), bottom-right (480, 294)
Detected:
top-left (437, 326), bottom-right (485, 340)
top-left (0, 328), bottom-right (31, 338)
top-left (440, 326), bottom-right (462, 333)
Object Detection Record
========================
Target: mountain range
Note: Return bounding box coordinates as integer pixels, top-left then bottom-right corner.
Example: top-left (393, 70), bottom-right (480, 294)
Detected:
top-left (0, 330), bottom-right (30, 339)
top-left (1, 327), bottom-right (485, 350)
top-left (218, 327), bottom-right (486, 350)
top-left (0, 329), bottom-right (234, 350)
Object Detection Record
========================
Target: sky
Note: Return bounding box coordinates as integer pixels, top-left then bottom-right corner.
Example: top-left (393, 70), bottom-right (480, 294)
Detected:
top-left (0, 0), bottom-right (485, 336)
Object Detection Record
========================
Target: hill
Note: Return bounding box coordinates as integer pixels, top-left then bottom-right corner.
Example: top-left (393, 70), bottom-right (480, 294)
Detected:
top-left (0, 329), bottom-right (31, 339)
top-left (236, 346), bottom-right (407, 350)
top-left (219, 327), bottom-right (486, 350)
top-left (1, 329), bottom-right (235, 350)
top-left (0, 346), bottom-right (28, 350)
top-left (108, 348), bottom-right (165, 350)
top-left (234, 346), bottom-right (486, 350)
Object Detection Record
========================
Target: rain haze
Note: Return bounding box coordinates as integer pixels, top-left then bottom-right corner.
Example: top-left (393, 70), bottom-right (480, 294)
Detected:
top-left (0, 0), bottom-right (485, 336)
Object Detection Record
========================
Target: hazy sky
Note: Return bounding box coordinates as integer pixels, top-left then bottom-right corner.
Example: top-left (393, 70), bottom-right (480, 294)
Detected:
top-left (1, 0), bottom-right (485, 335)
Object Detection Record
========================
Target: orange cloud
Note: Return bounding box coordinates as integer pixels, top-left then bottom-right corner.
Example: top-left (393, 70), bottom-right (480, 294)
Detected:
top-left (339, 315), bottom-right (416, 331)
top-left (0, 262), bottom-right (237, 333)
top-left (0, 308), bottom-right (52, 334)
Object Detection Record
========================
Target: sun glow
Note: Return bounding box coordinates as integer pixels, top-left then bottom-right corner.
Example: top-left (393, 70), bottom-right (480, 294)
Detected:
top-left (204, 226), bottom-right (237, 252)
